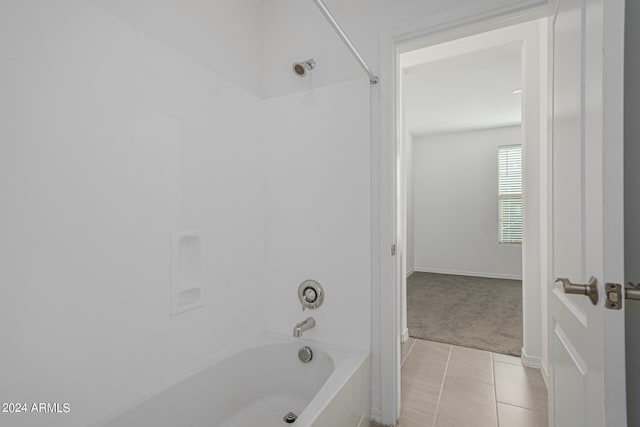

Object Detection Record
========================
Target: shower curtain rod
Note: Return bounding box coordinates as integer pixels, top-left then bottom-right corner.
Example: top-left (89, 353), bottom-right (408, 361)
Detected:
top-left (312, 0), bottom-right (379, 85)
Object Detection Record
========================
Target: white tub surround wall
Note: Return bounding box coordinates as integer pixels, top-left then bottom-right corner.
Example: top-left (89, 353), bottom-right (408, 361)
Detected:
top-left (411, 126), bottom-right (523, 280)
top-left (262, 0), bottom-right (378, 99)
top-left (309, 355), bottom-right (371, 427)
top-left (263, 78), bottom-right (372, 352)
top-left (0, 2), bottom-right (266, 427)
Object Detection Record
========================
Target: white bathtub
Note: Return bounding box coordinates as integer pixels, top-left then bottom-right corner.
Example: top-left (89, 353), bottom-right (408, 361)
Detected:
top-left (96, 332), bottom-right (371, 427)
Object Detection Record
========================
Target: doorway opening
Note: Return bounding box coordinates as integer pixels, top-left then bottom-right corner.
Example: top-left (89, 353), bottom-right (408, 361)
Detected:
top-left (390, 17), bottom-right (549, 427)
top-left (399, 38), bottom-right (525, 356)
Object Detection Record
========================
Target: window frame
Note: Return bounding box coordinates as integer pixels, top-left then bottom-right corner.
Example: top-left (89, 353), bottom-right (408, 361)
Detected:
top-left (498, 144), bottom-right (523, 245)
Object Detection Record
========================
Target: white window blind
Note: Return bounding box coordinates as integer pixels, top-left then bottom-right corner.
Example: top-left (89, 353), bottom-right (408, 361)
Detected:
top-left (498, 145), bottom-right (523, 244)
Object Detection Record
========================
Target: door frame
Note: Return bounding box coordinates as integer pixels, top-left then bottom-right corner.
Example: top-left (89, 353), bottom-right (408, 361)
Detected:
top-left (372, 2), bottom-right (550, 424)
top-left (396, 16), bottom-right (548, 363)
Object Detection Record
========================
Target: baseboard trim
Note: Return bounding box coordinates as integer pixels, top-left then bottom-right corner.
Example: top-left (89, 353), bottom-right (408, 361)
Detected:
top-left (540, 359), bottom-right (549, 390)
top-left (370, 407), bottom-right (396, 426)
top-left (401, 328), bottom-right (409, 343)
top-left (414, 267), bottom-right (522, 281)
top-left (406, 269), bottom-right (415, 278)
top-left (521, 347), bottom-right (543, 369)
top-left (370, 407), bottom-right (383, 424)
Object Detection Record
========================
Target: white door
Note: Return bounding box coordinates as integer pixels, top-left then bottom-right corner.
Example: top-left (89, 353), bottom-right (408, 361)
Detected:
top-left (549, 0), bottom-right (626, 426)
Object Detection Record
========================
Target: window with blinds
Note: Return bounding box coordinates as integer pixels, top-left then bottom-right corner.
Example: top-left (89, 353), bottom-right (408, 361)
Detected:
top-left (498, 145), bottom-right (523, 244)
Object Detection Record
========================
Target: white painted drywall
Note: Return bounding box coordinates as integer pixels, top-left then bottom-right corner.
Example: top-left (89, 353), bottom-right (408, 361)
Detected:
top-left (411, 126), bottom-right (523, 279)
top-left (406, 132), bottom-right (415, 276)
top-left (521, 19), bottom-right (546, 373)
top-left (536, 17), bottom-right (550, 381)
top-left (0, 2), bottom-right (266, 426)
top-left (397, 71), bottom-right (411, 342)
top-left (263, 78), bottom-right (371, 351)
top-left (625, 0), bottom-right (640, 424)
top-left (400, 130), bottom-right (414, 341)
top-left (402, 42), bottom-right (522, 136)
top-left (90, 0), bottom-right (265, 97)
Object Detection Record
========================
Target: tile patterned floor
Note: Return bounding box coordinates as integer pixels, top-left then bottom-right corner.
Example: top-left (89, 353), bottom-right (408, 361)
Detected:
top-left (372, 338), bottom-right (548, 427)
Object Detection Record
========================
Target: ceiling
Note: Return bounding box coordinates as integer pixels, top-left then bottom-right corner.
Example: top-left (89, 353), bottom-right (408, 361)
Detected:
top-left (402, 42), bottom-right (522, 137)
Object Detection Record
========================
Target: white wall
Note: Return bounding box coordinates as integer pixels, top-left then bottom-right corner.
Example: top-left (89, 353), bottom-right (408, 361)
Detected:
top-left (0, 2), bottom-right (266, 426)
top-left (399, 130), bottom-right (414, 341)
top-left (411, 126), bottom-right (523, 279)
top-left (90, 0), bottom-right (265, 97)
top-left (263, 78), bottom-right (371, 351)
top-left (625, 0), bottom-right (640, 424)
top-left (405, 131), bottom-right (415, 275)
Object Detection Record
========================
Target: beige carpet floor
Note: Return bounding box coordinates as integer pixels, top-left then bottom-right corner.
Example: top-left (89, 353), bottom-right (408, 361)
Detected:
top-left (407, 272), bottom-right (523, 356)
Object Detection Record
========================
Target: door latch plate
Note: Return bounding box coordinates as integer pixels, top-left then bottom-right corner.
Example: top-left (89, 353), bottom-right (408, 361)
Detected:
top-left (605, 283), bottom-right (622, 310)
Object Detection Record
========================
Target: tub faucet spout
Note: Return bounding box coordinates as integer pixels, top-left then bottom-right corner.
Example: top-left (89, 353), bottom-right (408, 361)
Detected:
top-left (293, 317), bottom-right (316, 338)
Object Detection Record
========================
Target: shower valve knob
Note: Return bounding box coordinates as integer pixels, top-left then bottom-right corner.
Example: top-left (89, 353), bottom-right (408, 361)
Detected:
top-left (298, 280), bottom-right (324, 310)
top-left (304, 287), bottom-right (317, 303)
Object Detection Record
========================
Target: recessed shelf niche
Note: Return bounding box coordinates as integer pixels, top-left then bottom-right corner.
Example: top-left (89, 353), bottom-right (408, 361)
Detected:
top-left (171, 231), bottom-right (205, 316)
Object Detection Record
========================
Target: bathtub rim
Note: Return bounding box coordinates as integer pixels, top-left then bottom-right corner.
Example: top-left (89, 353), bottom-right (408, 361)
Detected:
top-left (89, 330), bottom-right (370, 427)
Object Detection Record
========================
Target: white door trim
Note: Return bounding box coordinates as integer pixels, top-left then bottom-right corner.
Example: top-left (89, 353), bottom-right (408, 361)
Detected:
top-left (600, 0), bottom-right (626, 422)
